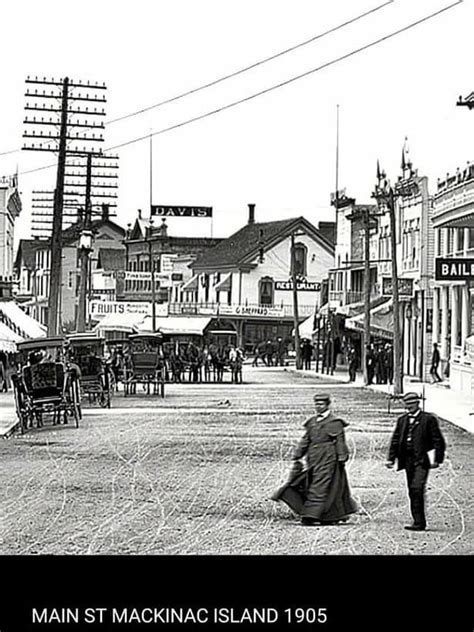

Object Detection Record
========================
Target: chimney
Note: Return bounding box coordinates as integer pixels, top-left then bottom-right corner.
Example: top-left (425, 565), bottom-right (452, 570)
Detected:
top-left (138, 208), bottom-right (142, 219)
top-left (248, 203), bottom-right (256, 224)
top-left (101, 203), bottom-right (110, 221)
top-left (160, 218), bottom-right (168, 237)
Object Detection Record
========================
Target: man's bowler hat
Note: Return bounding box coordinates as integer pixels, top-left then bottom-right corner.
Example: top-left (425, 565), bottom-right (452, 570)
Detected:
top-left (402, 392), bottom-right (421, 404)
top-left (314, 392), bottom-right (331, 403)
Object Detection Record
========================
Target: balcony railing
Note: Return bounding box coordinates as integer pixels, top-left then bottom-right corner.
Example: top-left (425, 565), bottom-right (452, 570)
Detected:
top-left (168, 302), bottom-right (315, 319)
top-left (329, 287), bottom-right (381, 306)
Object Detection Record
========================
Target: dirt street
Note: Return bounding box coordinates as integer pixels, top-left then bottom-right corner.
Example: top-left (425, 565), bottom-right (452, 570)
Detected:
top-left (1, 367), bottom-right (472, 554)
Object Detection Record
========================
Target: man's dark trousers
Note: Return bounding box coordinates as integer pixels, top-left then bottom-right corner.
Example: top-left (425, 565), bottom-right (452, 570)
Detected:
top-left (405, 455), bottom-right (429, 527)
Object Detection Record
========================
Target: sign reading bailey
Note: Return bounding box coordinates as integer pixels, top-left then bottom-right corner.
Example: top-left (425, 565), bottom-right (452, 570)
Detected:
top-left (151, 205), bottom-right (213, 218)
top-left (435, 257), bottom-right (474, 280)
top-left (275, 280), bottom-right (321, 291)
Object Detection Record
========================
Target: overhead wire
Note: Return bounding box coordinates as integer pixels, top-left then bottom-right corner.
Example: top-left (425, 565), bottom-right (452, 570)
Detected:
top-left (0, 0), bottom-right (395, 156)
top-left (106, 1), bottom-right (394, 126)
top-left (0, 1), bottom-right (394, 159)
top-left (14, 1), bottom-right (463, 178)
top-left (105, 1), bottom-right (462, 152)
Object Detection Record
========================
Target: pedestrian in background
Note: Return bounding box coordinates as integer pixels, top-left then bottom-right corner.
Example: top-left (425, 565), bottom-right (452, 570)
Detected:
top-left (272, 393), bottom-right (357, 526)
top-left (347, 345), bottom-right (358, 382)
top-left (430, 343), bottom-right (442, 383)
top-left (385, 392), bottom-right (446, 531)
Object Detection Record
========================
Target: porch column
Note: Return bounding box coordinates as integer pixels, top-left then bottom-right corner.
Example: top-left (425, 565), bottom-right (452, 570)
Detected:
top-left (450, 285), bottom-right (459, 359)
top-left (440, 286), bottom-right (449, 361)
top-left (432, 287), bottom-right (439, 345)
top-left (461, 283), bottom-right (470, 351)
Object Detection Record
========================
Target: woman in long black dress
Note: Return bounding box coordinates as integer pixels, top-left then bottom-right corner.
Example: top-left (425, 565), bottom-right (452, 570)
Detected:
top-left (272, 392), bottom-right (357, 526)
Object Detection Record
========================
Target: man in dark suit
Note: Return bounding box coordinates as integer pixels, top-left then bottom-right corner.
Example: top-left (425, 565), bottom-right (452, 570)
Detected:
top-left (385, 392), bottom-right (446, 531)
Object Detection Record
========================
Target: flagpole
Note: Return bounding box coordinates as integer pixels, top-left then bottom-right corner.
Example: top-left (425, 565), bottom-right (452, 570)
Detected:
top-left (149, 130), bottom-right (153, 213)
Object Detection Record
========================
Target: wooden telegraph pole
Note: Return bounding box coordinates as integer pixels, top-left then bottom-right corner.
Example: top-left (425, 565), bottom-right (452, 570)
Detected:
top-left (23, 76), bottom-right (107, 334)
top-left (291, 232), bottom-right (303, 370)
top-left (75, 154), bottom-right (93, 333)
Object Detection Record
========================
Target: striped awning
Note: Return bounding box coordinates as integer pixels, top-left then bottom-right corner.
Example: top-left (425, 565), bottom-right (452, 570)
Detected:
top-left (214, 273), bottom-right (232, 292)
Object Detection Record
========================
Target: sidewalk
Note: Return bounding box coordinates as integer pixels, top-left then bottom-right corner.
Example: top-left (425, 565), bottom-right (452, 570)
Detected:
top-left (290, 365), bottom-right (474, 434)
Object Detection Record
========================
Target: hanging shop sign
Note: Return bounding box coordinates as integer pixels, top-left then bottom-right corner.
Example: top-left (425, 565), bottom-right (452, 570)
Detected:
top-left (382, 277), bottom-right (414, 298)
top-left (435, 258), bottom-right (474, 280)
top-left (151, 205), bottom-right (213, 218)
top-left (275, 280), bottom-right (321, 291)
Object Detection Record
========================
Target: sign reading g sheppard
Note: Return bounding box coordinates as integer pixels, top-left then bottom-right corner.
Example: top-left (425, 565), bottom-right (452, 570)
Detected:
top-left (151, 205), bottom-right (212, 218)
top-left (435, 257), bottom-right (474, 280)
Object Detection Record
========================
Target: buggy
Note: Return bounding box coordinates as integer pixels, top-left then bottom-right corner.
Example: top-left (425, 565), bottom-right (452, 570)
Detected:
top-left (12, 336), bottom-right (81, 433)
top-left (67, 333), bottom-right (112, 408)
top-left (123, 333), bottom-right (165, 397)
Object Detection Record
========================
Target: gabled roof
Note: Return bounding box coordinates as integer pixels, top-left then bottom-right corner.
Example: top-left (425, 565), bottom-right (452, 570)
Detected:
top-left (192, 216), bottom-right (334, 270)
top-left (97, 248), bottom-right (126, 271)
top-left (62, 218), bottom-right (125, 245)
top-left (14, 239), bottom-right (47, 271)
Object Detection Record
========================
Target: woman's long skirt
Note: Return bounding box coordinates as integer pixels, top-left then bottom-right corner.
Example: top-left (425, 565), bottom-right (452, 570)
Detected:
top-left (272, 460), bottom-right (357, 522)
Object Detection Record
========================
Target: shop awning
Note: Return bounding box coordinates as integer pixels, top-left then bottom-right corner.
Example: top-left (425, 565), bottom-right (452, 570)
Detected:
top-left (92, 312), bottom-right (145, 334)
top-left (181, 275), bottom-right (199, 291)
top-left (138, 316), bottom-right (212, 336)
top-left (0, 321), bottom-right (23, 352)
top-left (0, 301), bottom-right (46, 339)
top-left (344, 298), bottom-right (393, 340)
top-left (293, 314), bottom-right (316, 339)
top-left (214, 273), bottom-right (232, 292)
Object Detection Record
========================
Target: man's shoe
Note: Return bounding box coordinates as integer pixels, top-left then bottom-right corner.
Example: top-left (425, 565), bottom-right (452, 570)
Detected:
top-left (404, 524), bottom-right (426, 531)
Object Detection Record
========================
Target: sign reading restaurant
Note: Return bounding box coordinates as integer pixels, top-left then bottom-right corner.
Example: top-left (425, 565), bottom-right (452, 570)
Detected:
top-left (275, 280), bottom-right (321, 292)
top-left (151, 205), bottom-right (213, 218)
top-left (435, 257), bottom-right (474, 280)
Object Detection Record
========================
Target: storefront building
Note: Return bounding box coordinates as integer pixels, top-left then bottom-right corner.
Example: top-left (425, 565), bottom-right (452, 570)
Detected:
top-left (432, 164), bottom-right (474, 394)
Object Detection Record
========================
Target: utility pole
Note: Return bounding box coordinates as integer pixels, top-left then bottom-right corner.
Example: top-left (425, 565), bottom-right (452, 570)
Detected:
top-left (75, 154), bottom-right (93, 332)
top-left (146, 219), bottom-right (157, 333)
top-left (363, 208), bottom-right (371, 384)
top-left (373, 166), bottom-right (418, 395)
top-left (23, 75), bottom-right (107, 334)
top-left (30, 155), bottom-right (119, 236)
top-left (291, 232), bottom-right (303, 370)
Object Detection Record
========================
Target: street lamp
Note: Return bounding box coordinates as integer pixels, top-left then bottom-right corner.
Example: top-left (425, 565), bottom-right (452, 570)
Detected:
top-left (76, 226), bottom-right (94, 333)
top-left (146, 218), bottom-right (157, 333)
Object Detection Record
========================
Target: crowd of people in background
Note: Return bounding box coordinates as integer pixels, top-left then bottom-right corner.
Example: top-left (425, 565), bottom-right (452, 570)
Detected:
top-left (365, 342), bottom-right (394, 385)
top-left (108, 341), bottom-right (246, 385)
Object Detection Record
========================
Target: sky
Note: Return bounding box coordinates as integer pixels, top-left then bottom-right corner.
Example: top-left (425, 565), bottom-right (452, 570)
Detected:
top-left (0, 0), bottom-right (472, 246)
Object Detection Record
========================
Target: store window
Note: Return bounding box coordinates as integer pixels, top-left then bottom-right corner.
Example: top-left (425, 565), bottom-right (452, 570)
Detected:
top-left (259, 277), bottom-right (274, 305)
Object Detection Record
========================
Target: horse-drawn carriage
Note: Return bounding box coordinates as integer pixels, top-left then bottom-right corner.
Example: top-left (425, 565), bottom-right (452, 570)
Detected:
top-left (67, 333), bottom-right (112, 408)
top-left (12, 336), bottom-right (81, 433)
top-left (123, 333), bottom-right (165, 397)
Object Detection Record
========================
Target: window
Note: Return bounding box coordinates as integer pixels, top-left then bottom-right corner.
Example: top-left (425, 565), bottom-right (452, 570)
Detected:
top-left (469, 228), bottom-right (474, 250)
top-left (292, 243), bottom-right (307, 276)
top-left (259, 277), bottom-right (274, 305)
top-left (68, 271), bottom-right (75, 290)
top-left (458, 228), bottom-right (465, 252)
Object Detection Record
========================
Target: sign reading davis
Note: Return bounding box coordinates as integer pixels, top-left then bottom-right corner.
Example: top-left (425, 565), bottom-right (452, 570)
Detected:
top-left (151, 205), bottom-right (213, 218)
top-left (275, 280), bottom-right (321, 291)
top-left (382, 277), bottom-right (414, 298)
top-left (435, 258), bottom-right (474, 280)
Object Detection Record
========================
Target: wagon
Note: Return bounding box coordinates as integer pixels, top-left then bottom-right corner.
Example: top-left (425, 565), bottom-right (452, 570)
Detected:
top-left (67, 333), bottom-right (112, 408)
top-left (123, 333), bottom-right (165, 397)
top-left (12, 336), bottom-right (81, 433)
